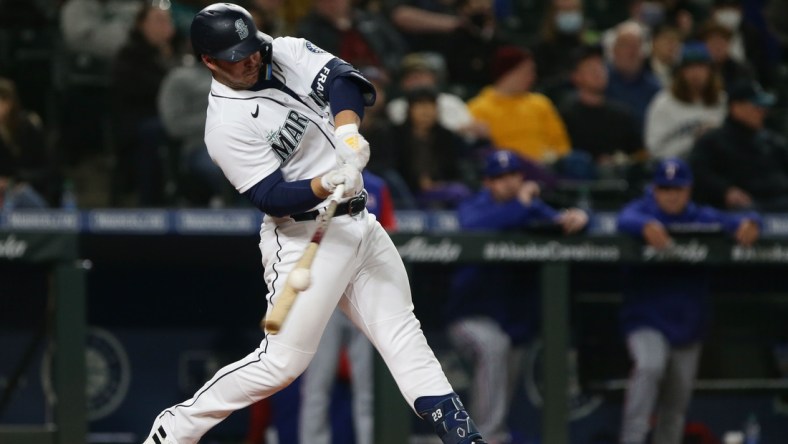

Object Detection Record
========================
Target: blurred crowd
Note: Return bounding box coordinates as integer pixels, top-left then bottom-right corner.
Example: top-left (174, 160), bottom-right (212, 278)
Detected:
top-left (0, 0), bottom-right (786, 213)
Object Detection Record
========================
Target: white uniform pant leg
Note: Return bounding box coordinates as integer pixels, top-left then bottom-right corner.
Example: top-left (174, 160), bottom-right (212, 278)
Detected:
top-left (299, 309), bottom-right (344, 444)
top-left (652, 342), bottom-right (701, 444)
top-left (447, 317), bottom-right (512, 442)
top-left (340, 214), bottom-right (454, 411)
top-left (156, 218), bottom-right (360, 444)
top-left (620, 328), bottom-right (671, 444)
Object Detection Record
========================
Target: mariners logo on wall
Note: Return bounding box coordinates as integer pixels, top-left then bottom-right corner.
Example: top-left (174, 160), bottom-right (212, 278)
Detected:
top-left (235, 18), bottom-right (249, 40)
top-left (305, 41), bottom-right (326, 54)
top-left (41, 327), bottom-right (131, 420)
top-left (524, 340), bottom-right (603, 420)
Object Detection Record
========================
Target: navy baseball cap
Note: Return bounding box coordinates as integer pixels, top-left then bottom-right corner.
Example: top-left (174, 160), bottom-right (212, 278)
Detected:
top-left (484, 150), bottom-right (524, 177)
top-left (653, 158), bottom-right (693, 187)
top-left (727, 80), bottom-right (777, 107)
top-left (678, 41), bottom-right (712, 67)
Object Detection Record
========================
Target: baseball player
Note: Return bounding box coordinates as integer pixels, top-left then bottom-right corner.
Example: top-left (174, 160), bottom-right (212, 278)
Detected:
top-left (142, 4), bottom-right (487, 444)
top-left (447, 150), bottom-right (588, 443)
top-left (616, 158), bottom-right (760, 444)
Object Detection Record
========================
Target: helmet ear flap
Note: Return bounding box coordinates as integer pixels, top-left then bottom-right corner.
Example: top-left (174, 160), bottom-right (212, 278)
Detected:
top-left (260, 41), bottom-right (273, 65)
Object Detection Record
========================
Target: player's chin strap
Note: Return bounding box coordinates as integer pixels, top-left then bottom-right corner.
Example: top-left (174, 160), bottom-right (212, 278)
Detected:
top-left (415, 394), bottom-right (487, 444)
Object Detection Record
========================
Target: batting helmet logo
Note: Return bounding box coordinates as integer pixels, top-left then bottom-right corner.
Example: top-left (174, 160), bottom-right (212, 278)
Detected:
top-left (234, 18), bottom-right (248, 40)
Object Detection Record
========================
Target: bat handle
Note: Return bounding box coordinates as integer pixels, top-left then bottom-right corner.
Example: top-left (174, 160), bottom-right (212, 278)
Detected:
top-left (330, 183), bottom-right (345, 203)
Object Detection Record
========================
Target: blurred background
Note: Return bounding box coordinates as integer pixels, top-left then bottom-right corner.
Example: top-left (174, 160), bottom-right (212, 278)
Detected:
top-left (1, 0), bottom-right (788, 443)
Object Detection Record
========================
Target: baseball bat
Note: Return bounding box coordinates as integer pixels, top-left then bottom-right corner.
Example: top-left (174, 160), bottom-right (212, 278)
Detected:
top-left (263, 184), bottom-right (345, 334)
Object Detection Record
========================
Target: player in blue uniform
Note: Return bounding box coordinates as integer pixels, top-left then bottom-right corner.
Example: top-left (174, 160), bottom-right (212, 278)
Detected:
top-left (616, 158), bottom-right (761, 444)
top-left (446, 150), bottom-right (588, 443)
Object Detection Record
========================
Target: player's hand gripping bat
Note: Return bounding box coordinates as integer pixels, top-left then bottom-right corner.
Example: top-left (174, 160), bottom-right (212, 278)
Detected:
top-left (262, 184), bottom-right (345, 334)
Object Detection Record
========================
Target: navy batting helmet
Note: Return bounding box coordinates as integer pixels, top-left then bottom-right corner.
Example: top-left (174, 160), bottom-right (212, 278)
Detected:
top-left (191, 3), bottom-right (272, 63)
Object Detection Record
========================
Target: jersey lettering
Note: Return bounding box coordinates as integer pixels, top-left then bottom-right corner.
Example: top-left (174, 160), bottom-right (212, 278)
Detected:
top-left (315, 66), bottom-right (330, 97)
top-left (269, 110), bottom-right (310, 162)
top-left (308, 91), bottom-right (328, 110)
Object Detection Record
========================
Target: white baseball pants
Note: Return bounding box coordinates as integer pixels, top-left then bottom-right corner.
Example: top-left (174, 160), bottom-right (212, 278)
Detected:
top-left (151, 211), bottom-right (453, 443)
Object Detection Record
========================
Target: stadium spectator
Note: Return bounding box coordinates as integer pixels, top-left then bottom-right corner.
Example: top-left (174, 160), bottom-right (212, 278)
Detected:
top-left (442, 0), bottom-right (504, 97)
top-left (698, 20), bottom-right (755, 90)
top-left (295, 0), bottom-right (407, 74)
top-left (386, 53), bottom-right (480, 137)
top-left (60, 0), bottom-right (142, 61)
top-left (447, 149), bottom-right (587, 444)
top-left (689, 80), bottom-right (788, 211)
top-left (645, 41), bottom-right (726, 160)
top-left (0, 77), bottom-right (53, 206)
top-left (605, 21), bottom-right (661, 136)
top-left (646, 24), bottom-right (681, 87)
top-left (157, 55), bottom-right (232, 207)
top-left (708, 0), bottom-right (772, 86)
top-left (110, 1), bottom-right (177, 206)
top-left (394, 87), bottom-right (476, 209)
top-left (616, 157), bottom-right (760, 444)
top-left (533, 0), bottom-right (597, 102)
top-left (560, 45), bottom-right (642, 167)
top-left (383, 0), bottom-right (464, 54)
top-left (467, 45), bottom-right (571, 164)
top-left (247, 0), bottom-right (288, 36)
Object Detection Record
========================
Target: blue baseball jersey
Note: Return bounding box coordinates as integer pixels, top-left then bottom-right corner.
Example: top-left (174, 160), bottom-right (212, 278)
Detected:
top-left (616, 189), bottom-right (761, 345)
top-left (445, 191), bottom-right (563, 344)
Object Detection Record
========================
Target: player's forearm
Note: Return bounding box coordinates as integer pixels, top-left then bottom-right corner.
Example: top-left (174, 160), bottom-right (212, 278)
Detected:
top-left (311, 177), bottom-right (331, 199)
top-left (334, 110), bottom-right (361, 128)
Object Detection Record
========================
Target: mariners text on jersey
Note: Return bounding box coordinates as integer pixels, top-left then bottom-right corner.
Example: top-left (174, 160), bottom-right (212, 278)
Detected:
top-left (268, 110), bottom-right (310, 163)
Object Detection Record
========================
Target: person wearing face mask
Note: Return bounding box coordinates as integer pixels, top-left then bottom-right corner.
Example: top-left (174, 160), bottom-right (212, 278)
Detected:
top-left (533, 0), bottom-right (598, 103)
top-left (709, 0), bottom-right (772, 87)
top-left (645, 24), bottom-right (681, 87)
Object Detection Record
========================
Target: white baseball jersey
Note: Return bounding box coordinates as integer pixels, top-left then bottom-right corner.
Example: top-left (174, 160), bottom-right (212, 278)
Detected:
top-left (144, 37), bottom-right (461, 444)
top-left (204, 37), bottom-right (341, 203)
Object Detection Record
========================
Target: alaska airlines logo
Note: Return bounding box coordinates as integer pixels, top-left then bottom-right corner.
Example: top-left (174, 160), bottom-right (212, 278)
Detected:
top-left (235, 19), bottom-right (249, 40)
top-left (267, 110), bottom-right (310, 163)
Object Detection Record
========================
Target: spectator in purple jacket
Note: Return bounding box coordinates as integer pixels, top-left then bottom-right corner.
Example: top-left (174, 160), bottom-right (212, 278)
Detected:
top-left (616, 157), bottom-right (760, 444)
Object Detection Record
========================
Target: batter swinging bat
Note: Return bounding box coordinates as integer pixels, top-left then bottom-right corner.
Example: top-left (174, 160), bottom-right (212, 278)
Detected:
top-left (263, 183), bottom-right (346, 334)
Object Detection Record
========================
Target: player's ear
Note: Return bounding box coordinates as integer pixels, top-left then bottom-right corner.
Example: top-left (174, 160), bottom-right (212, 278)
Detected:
top-left (201, 54), bottom-right (216, 70)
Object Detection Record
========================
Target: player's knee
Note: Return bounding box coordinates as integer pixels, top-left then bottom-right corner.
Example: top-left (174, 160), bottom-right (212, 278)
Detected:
top-left (633, 355), bottom-right (667, 380)
top-left (415, 393), bottom-right (485, 444)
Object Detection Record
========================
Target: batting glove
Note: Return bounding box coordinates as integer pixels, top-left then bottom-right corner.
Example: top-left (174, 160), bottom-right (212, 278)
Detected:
top-left (334, 123), bottom-right (370, 171)
top-left (320, 164), bottom-right (364, 198)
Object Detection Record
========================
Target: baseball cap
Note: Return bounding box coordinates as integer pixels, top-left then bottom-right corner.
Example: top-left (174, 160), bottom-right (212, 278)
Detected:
top-left (678, 41), bottom-right (712, 67)
top-left (653, 158), bottom-right (693, 187)
top-left (484, 150), bottom-right (525, 177)
top-left (727, 79), bottom-right (776, 107)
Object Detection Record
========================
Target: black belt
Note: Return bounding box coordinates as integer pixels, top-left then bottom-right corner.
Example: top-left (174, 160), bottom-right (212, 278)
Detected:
top-left (291, 191), bottom-right (367, 222)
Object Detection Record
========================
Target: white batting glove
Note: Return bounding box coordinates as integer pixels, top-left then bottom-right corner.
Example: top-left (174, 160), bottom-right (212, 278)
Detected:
top-left (320, 164), bottom-right (364, 198)
top-left (334, 123), bottom-right (370, 171)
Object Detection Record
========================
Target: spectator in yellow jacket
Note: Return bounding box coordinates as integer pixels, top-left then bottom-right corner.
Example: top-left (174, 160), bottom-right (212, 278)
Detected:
top-left (467, 45), bottom-right (571, 164)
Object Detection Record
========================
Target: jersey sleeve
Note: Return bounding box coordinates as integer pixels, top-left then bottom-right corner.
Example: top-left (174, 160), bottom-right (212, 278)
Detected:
top-left (274, 37), bottom-right (375, 107)
top-left (205, 122), bottom-right (280, 193)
